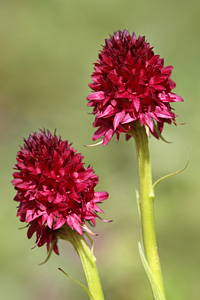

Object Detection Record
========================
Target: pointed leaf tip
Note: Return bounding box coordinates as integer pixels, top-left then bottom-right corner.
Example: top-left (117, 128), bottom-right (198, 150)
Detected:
top-left (138, 242), bottom-right (166, 300)
top-left (58, 268), bottom-right (95, 300)
top-left (153, 149), bottom-right (189, 190)
top-left (39, 239), bottom-right (57, 265)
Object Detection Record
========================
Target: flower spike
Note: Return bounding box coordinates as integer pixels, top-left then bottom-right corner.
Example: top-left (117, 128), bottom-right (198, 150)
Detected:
top-left (87, 30), bottom-right (183, 145)
top-left (12, 129), bottom-right (109, 254)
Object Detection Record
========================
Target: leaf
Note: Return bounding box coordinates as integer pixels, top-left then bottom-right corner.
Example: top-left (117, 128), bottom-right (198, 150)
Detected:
top-left (135, 188), bottom-right (141, 220)
top-left (153, 150), bottom-right (189, 190)
top-left (138, 242), bottom-right (166, 300)
top-left (58, 268), bottom-right (94, 300)
top-left (83, 231), bottom-right (95, 261)
top-left (153, 125), bottom-right (171, 143)
top-left (39, 239), bottom-right (57, 265)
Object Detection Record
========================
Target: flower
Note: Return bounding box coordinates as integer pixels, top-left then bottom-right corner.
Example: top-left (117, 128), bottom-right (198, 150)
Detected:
top-left (12, 129), bottom-right (108, 254)
top-left (87, 30), bottom-right (183, 145)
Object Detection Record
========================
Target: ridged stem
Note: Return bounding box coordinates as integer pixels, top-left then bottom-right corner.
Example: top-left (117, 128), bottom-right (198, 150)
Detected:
top-left (132, 125), bottom-right (166, 298)
top-left (61, 227), bottom-right (105, 300)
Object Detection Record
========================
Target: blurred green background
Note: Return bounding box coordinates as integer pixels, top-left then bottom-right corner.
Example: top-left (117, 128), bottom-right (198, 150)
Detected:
top-left (1, 0), bottom-right (199, 299)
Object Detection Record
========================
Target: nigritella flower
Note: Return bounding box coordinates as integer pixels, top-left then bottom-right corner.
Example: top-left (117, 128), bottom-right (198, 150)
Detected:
top-left (12, 129), bottom-right (108, 254)
top-left (87, 30), bottom-right (183, 145)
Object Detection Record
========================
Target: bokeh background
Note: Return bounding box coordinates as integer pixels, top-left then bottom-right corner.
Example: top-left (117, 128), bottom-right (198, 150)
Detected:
top-left (1, 0), bottom-right (199, 299)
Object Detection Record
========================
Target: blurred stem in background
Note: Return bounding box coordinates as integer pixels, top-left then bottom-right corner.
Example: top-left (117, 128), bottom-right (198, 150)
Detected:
top-left (131, 124), bottom-right (166, 300)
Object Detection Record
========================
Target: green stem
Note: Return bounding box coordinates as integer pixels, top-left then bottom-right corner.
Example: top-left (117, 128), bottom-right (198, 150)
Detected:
top-left (61, 227), bottom-right (105, 300)
top-left (132, 125), bottom-right (166, 298)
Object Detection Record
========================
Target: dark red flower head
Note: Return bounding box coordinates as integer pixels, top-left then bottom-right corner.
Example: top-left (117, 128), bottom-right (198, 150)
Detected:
top-left (12, 129), bottom-right (108, 254)
top-left (87, 30), bottom-right (183, 145)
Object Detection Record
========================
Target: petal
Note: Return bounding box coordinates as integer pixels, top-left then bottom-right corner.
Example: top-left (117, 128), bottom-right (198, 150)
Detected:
top-left (168, 92), bottom-right (184, 102)
top-left (121, 113), bottom-right (136, 124)
top-left (98, 105), bottom-right (117, 118)
top-left (93, 126), bottom-right (107, 141)
top-left (144, 114), bottom-right (154, 132)
top-left (103, 129), bottom-right (114, 146)
top-left (54, 215), bottom-right (65, 230)
top-left (113, 110), bottom-right (125, 130)
top-left (133, 97), bottom-right (140, 112)
top-left (47, 213), bottom-right (54, 229)
top-left (87, 91), bottom-right (105, 101)
top-left (93, 191), bottom-right (109, 202)
top-left (67, 215), bottom-right (82, 235)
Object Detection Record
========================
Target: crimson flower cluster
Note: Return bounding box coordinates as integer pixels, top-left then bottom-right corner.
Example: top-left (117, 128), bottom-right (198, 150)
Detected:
top-left (87, 30), bottom-right (183, 145)
top-left (12, 129), bottom-right (108, 254)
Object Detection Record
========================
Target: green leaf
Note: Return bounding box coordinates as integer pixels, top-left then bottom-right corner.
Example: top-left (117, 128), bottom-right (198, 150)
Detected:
top-left (153, 150), bottom-right (189, 190)
top-left (39, 239), bottom-right (58, 265)
top-left (135, 188), bottom-right (141, 220)
top-left (138, 242), bottom-right (166, 300)
top-left (58, 268), bottom-right (94, 300)
top-left (153, 125), bottom-right (171, 143)
top-left (83, 231), bottom-right (96, 261)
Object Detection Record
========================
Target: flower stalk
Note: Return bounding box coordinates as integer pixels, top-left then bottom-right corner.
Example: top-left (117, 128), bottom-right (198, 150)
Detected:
top-left (132, 124), bottom-right (166, 299)
top-left (60, 226), bottom-right (105, 300)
